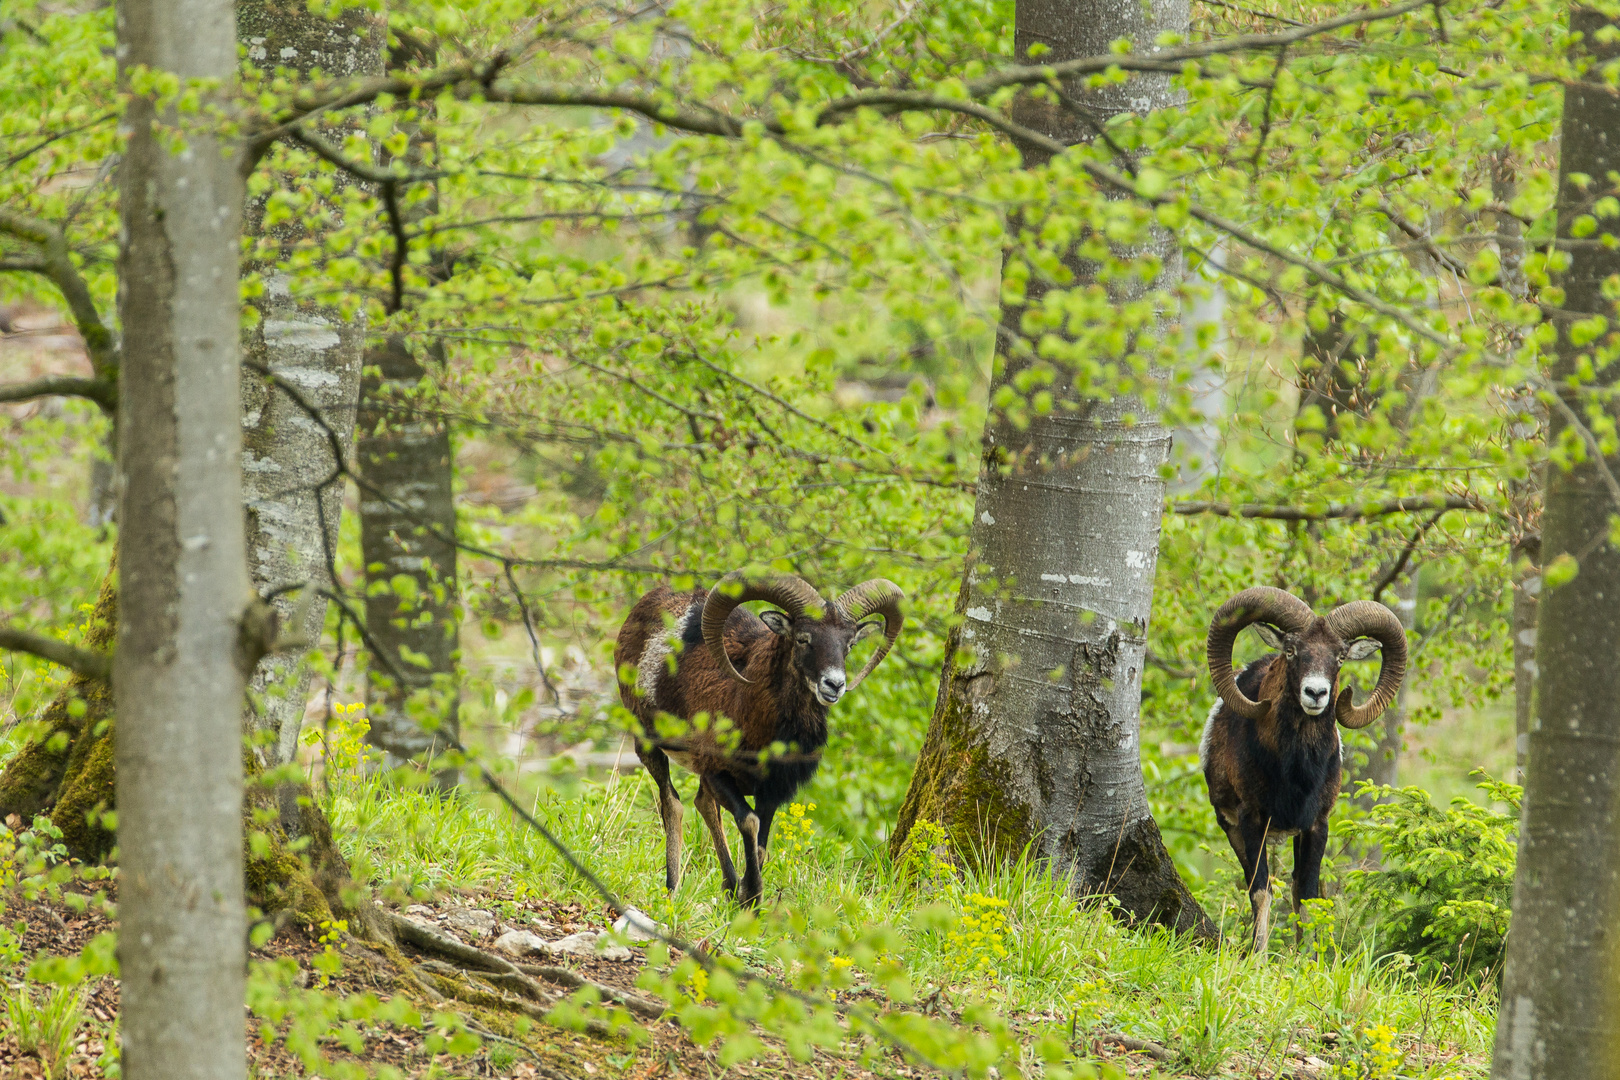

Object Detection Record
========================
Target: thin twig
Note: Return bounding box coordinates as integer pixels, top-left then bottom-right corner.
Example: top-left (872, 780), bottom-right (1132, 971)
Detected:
top-left (0, 207), bottom-right (119, 393)
top-left (681, 350), bottom-right (886, 457)
top-left (1249, 45), bottom-right (1288, 174)
top-left (1172, 494), bottom-right (1485, 521)
top-left (1544, 387), bottom-right (1620, 511)
top-left (1371, 509), bottom-right (1445, 603)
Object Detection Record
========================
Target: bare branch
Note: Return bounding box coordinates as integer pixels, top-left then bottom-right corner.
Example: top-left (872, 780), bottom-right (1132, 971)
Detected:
top-left (287, 124), bottom-right (441, 186)
top-left (680, 349), bottom-right (887, 457)
top-left (0, 374), bottom-right (118, 410)
top-left (962, 0), bottom-right (1431, 96)
top-left (0, 207), bottom-right (119, 398)
top-left (245, 0), bottom-right (1434, 154)
top-left (0, 624), bottom-right (111, 680)
top-left (1372, 509), bottom-right (1446, 602)
top-left (1376, 198), bottom-right (1469, 276)
top-left (1172, 494), bottom-right (1486, 521)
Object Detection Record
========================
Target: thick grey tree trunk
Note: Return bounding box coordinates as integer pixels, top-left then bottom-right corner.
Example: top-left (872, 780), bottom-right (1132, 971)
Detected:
top-left (891, 0), bottom-right (1213, 936)
top-left (358, 336), bottom-right (460, 784)
top-left (1492, 6), bottom-right (1620, 1076)
top-left (355, 33), bottom-right (461, 785)
top-left (114, 0), bottom-right (249, 1075)
top-left (237, 0), bottom-right (379, 771)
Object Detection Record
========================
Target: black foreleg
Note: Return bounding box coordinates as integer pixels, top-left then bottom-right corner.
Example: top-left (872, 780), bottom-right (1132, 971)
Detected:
top-left (754, 799), bottom-right (780, 867)
top-left (1238, 813), bottom-right (1274, 954)
top-left (706, 771), bottom-right (764, 908)
top-left (636, 742), bottom-right (684, 892)
top-left (1291, 817), bottom-right (1330, 943)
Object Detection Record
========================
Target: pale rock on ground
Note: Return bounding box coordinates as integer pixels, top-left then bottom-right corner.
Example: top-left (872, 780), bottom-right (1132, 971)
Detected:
top-left (442, 908), bottom-right (497, 939)
top-left (612, 907), bottom-right (662, 943)
top-left (493, 928), bottom-right (632, 962)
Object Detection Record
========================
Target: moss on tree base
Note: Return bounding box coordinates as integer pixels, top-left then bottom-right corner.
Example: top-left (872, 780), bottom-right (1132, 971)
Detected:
top-left (0, 565), bottom-right (118, 856)
top-left (891, 628), bottom-right (1217, 940)
top-left (0, 558), bottom-right (375, 932)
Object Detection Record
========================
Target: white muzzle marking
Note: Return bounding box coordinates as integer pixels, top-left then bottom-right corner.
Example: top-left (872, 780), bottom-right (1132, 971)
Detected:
top-left (1299, 674), bottom-right (1331, 716)
top-left (812, 668), bottom-right (846, 706)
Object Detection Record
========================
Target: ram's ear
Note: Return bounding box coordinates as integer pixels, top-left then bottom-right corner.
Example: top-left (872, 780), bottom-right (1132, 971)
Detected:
top-left (759, 610), bottom-right (792, 636)
top-left (852, 617), bottom-right (883, 645)
top-left (1345, 637), bottom-right (1381, 661)
top-left (1252, 623), bottom-right (1286, 650)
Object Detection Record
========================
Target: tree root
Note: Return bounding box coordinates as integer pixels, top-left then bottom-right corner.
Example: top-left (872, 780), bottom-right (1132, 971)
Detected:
top-left (1097, 1031), bottom-right (1175, 1062)
top-left (515, 961), bottom-right (666, 1021)
top-left (385, 911), bottom-right (663, 1033)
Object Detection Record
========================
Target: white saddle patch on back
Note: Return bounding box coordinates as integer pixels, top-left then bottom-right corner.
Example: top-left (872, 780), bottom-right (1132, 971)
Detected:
top-left (637, 603), bottom-right (697, 702)
top-left (1198, 697), bottom-right (1222, 770)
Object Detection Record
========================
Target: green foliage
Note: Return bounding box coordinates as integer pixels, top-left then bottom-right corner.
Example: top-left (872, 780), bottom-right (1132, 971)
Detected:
top-left (2, 983), bottom-right (87, 1080)
top-left (245, 957), bottom-right (453, 1080)
top-left (1341, 775), bottom-right (1520, 982)
top-left (3, 0), bottom-right (1606, 1072)
top-left (1331, 1023), bottom-right (1407, 1080)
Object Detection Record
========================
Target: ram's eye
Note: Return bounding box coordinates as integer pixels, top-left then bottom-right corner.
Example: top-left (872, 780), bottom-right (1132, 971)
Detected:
top-left (796, 634), bottom-right (811, 646)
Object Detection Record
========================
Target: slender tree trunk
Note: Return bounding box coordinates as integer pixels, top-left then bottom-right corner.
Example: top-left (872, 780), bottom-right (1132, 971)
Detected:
top-left (1496, 146), bottom-right (1541, 787)
top-left (355, 33), bottom-right (460, 784)
top-left (1511, 535), bottom-right (1539, 784)
top-left (115, 0), bottom-right (248, 1073)
top-left (1167, 243), bottom-right (1227, 496)
top-left (1492, 6), bottom-right (1620, 1075)
top-left (1293, 310), bottom-right (1416, 802)
top-left (237, 0), bottom-right (379, 778)
top-left (891, 0), bottom-right (1213, 936)
top-left (1359, 575), bottom-right (1414, 792)
top-left (1297, 309), bottom-right (1372, 450)
top-left (359, 335), bottom-right (460, 784)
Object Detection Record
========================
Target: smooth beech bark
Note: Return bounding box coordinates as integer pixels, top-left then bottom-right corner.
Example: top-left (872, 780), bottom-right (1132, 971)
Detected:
top-left (891, 0), bottom-right (1213, 935)
top-left (238, 0), bottom-right (379, 773)
top-left (114, 0), bottom-right (248, 1074)
top-left (1511, 536), bottom-right (1539, 783)
top-left (1491, 6), bottom-right (1620, 1077)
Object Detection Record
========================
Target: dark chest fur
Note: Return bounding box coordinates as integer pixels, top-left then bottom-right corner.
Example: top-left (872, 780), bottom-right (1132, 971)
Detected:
top-left (1233, 659), bottom-right (1342, 832)
top-left (741, 696), bottom-right (828, 805)
top-left (669, 610), bottom-right (830, 806)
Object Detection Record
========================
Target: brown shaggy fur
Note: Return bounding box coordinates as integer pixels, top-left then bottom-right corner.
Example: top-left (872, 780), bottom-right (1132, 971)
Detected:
top-left (614, 584), bottom-right (871, 907)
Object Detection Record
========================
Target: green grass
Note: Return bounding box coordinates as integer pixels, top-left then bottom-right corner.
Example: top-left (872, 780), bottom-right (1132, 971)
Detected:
top-left (327, 767), bottom-right (1497, 1078)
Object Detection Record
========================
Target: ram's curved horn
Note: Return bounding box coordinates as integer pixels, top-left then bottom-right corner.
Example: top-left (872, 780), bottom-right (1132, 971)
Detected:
top-left (1324, 600), bottom-right (1408, 730)
top-left (1206, 587), bottom-right (1314, 721)
top-left (700, 570), bottom-right (824, 683)
top-left (834, 580), bottom-right (905, 692)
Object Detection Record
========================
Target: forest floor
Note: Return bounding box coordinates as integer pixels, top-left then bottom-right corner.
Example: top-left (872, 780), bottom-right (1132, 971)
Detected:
top-left (0, 870), bottom-right (1490, 1080)
top-left (0, 764), bottom-right (1498, 1080)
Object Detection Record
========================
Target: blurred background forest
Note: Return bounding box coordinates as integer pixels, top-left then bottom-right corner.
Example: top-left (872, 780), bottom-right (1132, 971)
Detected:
top-left (0, 0), bottom-right (1531, 893)
top-left (5, 0), bottom-right (1595, 1070)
